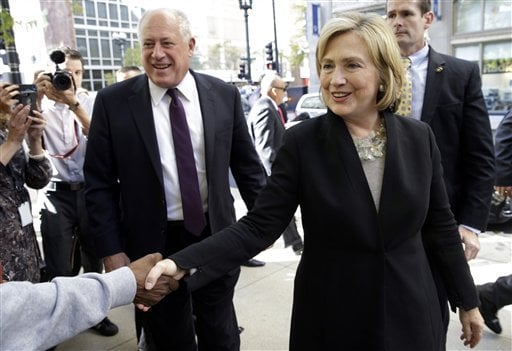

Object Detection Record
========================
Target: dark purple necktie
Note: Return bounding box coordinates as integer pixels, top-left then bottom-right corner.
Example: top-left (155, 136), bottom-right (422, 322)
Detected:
top-left (167, 88), bottom-right (206, 236)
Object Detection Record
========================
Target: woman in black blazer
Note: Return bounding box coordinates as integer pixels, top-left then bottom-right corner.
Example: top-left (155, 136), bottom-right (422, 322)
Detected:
top-left (142, 12), bottom-right (483, 351)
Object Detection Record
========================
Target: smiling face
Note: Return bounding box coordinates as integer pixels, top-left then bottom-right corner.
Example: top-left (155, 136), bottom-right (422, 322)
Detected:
top-left (319, 32), bottom-right (380, 121)
top-left (140, 10), bottom-right (195, 88)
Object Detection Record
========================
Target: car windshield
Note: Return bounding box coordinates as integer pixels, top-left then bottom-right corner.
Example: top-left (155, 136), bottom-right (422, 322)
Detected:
top-left (302, 96), bottom-right (324, 109)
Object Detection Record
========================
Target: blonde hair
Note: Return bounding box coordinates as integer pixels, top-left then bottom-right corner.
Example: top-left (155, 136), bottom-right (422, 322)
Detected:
top-left (316, 12), bottom-right (404, 111)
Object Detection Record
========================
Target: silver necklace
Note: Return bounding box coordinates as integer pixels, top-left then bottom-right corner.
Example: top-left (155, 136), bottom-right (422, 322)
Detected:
top-left (351, 119), bottom-right (387, 161)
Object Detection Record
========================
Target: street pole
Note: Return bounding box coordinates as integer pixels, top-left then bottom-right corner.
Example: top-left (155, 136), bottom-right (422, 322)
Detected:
top-left (272, 0), bottom-right (279, 75)
top-left (0, 0), bottom-right (21, 84)
top-left (239, 0), bottom-right (252, 83)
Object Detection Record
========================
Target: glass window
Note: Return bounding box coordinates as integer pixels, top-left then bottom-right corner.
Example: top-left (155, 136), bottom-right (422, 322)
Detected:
top-left (85, 0), bottom-right (95, 18)
top-left (454, 45), bottom-right (480, 64)
top-left (76, 38), bottom-right (87, 56)
top-left (76, 29), bottom-right (85, 36)
top-left (120, 5), bottom-right (129, 21)
top-left (101, 39), bottom-right (111, 59)
top-left (484, 0), bottom-right (512, 30)
top-left (109, 4), bottom-right (118, 20)
top-left (93, 81), bottom-right (103, 91)
top-left (481, 42), bottom-right (512, 111)
top-left (97, 3), bottom-right (107, 19)
top-left (454, 0), bottom-right (482, 33)
top-left (92, 70), bottom-right (102, 79)
top-left (89, 38), bottom-right (99, 58)
top-left (483, 42), bottom-right (512, 74)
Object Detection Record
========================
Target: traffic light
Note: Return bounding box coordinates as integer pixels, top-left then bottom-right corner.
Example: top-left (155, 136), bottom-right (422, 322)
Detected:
top-left (265, 42), bottom-right (273, 63)
top-left (238, 63), bottom-right (246, 79)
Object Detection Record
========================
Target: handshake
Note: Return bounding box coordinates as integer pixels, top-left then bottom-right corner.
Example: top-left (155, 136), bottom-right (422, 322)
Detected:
top-left (128, 253), bottom-right (181, 309)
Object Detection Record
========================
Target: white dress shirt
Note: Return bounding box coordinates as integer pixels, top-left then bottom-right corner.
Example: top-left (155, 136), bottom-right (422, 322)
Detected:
top-left (408, 45), bottom-right (429, 121)
top-left (148, 72), bottom-right (207, 221)
top-left (41, 90), bottom-right (94, 183)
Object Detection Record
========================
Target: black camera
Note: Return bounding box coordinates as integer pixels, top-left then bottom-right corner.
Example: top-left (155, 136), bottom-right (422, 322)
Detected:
top-left (45, 50), bottom-right (73, 91)
top-left (14, 84), bottom-right (38, 116)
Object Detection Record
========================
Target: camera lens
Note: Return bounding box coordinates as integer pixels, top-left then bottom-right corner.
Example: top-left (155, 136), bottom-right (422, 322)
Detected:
top-left (52, 71), bottom-right (72, 91)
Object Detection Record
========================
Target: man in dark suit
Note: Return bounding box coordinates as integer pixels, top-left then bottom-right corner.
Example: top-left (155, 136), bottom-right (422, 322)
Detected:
top-left (247, 73), bottom-right (304, 255)
top-left (477, 109), bottom-right (512, 334)
top-left (84, 8), bottom-right (266, 351)
top-left (386, 0), bottom-right (495, 332)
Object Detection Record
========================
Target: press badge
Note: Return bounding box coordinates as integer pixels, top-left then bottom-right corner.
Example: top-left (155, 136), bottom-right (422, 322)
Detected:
top-left (18, 201), bottom-right (33, 227)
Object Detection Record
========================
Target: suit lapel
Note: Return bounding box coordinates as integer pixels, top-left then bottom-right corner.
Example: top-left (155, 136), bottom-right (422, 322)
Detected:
top-left (192, 72), bottom-right (215, 174)
top-left (325, 112), bottom-right (377, 216)
top-left (127, 75), bottom-right (164, 187)
top-left (421, 47), bottom-right (446, 123)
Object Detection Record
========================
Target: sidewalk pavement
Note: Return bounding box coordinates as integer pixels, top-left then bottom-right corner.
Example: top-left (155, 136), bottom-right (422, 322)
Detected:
top-left (38, 188), bottom-right (511, 351)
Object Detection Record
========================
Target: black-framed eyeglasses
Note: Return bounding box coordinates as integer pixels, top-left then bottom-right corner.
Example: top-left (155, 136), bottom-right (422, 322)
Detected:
top-left (273, 86), bottom-right (287, 92)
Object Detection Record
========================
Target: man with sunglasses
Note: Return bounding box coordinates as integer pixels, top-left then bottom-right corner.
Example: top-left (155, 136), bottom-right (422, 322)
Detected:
top-left (34, 47), bottom-right (119, 337)
top-left (246, 73), bottom-right (304, 259)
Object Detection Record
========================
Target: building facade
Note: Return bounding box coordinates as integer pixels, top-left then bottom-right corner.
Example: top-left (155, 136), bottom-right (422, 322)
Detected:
top-left (305, 0), bottom-right (511, 113)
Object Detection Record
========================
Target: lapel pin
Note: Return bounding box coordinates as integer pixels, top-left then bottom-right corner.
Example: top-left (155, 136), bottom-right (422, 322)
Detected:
top-left (435, 66), bottom-right (444, 73)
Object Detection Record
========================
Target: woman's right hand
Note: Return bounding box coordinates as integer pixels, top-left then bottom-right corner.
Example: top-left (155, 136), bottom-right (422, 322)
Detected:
top-left (0, 83), bottom-right (19, 113)
top-left (6, 105), bottom-right (32, 144)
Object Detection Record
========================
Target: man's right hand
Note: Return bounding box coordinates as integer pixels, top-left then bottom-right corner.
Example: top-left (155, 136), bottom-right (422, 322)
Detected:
top-left (129, 253), bottom-right (179, 308)
top-left (103, 252), bottom-right (131, 272)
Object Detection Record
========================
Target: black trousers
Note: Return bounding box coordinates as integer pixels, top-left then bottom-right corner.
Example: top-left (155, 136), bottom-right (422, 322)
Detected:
top-left (282, 216), bottom-right (303, 248)
top-left (479, 274), bottom-right (512, 310)
top-left (135, 221), bottom-right (241, 351)
top-left (40, 187), bottom-right (102, 279)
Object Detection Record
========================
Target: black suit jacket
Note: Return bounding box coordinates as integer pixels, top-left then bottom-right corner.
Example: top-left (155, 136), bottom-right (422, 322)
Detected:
top-left (84, 71), bottom-right (266, 260)
top-left (421, 47), bottom-right (495, 231)
top-left (246, 96), bottom-right (285, 175)
top-left (494, 109), bottom-right (512, 186)
top-left (170, 111), bottom-right (478, 350)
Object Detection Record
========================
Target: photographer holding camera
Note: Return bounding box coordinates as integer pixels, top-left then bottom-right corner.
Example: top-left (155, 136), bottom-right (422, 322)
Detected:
top-left (0, 82), bottom-right (52, 285)
top-left (34, 47), bottom-right (119, 337)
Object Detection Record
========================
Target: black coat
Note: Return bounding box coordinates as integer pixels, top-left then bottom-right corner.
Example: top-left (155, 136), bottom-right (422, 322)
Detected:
top-left (84, 71), bottom-right (266, 261)
top-left (172, 111), bottom-right (479, 350)
top-left (421, 47), bottom-right (495, 231)
top-left (494, 109), bottom-right (512, 186)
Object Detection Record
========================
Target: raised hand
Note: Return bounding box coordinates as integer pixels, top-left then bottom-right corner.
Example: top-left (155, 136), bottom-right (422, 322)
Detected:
top-left (0, 83), bottom-right (19, 113)
top-left (129, 253), bottom-right (179, 308)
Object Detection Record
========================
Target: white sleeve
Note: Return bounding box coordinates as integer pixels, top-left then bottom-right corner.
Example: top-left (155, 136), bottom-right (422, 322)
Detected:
top-left (0, 267), bottom-right (136, 351)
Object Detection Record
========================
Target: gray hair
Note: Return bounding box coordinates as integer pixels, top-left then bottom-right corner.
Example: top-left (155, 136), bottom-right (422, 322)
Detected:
top-left (260, 73), bottom-right (282, 96)
top-left (138, 8), bottom-right (192, 41)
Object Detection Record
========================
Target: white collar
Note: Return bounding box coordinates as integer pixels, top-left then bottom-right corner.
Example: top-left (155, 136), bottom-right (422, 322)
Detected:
top-left (148, 71), bottom-right (195, 106)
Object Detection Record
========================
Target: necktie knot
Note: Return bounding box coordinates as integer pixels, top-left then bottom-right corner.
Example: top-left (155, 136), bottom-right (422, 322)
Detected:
top-left (401, 57), bottom-right (411, 69)
top-left (167, 88), bottom-right (179, 102)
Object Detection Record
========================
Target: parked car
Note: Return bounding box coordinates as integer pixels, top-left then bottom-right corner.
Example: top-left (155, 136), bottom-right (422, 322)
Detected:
top-left (294, 92), bottom-right (327, 120)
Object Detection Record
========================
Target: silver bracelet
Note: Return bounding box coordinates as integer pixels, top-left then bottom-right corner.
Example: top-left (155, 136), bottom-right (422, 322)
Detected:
top-left (28, 152), bottom-right (45, 160)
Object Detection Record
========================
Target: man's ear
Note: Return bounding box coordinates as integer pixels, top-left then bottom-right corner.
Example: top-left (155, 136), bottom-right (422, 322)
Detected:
top-left (423, 10), bottom-right (434, 30)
